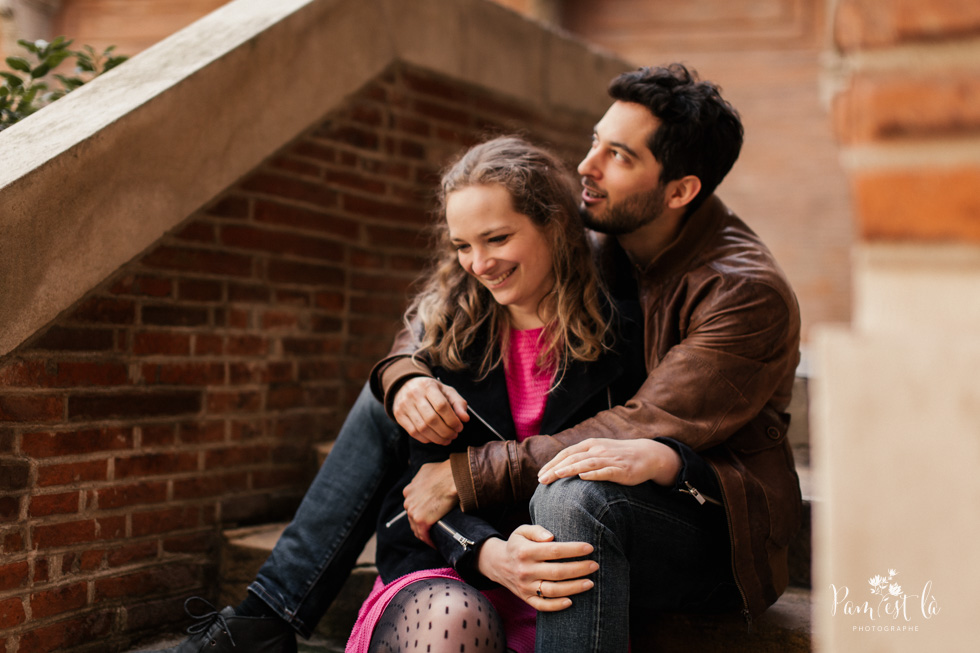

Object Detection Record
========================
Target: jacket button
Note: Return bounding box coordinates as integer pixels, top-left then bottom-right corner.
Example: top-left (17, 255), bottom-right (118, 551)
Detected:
top-left (766, 426), bottom-right (781, 440)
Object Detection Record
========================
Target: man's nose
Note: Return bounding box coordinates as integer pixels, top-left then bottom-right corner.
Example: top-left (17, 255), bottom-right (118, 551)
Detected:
top-left (577, 149), bottom-right (599, 178)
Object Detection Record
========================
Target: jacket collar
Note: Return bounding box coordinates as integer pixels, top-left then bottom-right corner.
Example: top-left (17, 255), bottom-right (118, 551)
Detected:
top-left (636, 194), bottom-right (729, 280)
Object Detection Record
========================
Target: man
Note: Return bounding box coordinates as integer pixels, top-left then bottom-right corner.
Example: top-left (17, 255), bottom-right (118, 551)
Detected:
top-left (148, 63), bottom-right (800, 653)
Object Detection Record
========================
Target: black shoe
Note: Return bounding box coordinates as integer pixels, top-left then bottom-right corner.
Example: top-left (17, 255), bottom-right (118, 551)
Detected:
top-left (143, 598), bottom-right (297, 653)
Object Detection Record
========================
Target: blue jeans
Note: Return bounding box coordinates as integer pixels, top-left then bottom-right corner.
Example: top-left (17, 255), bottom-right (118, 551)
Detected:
top-left (530, 477), bottom-right (739, 653)
top-left (248, 383), bottom-right (406, 638)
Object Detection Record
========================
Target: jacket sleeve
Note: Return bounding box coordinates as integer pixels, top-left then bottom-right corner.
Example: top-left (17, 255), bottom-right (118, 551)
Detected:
top-left (454, 279), bottom-right (800, 511)
top-left (369, 326), bottom-right (434, 416)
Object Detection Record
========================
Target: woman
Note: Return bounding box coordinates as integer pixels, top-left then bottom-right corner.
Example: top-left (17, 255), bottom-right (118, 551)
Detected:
top-left (346, 136), bottom-right (645, 653)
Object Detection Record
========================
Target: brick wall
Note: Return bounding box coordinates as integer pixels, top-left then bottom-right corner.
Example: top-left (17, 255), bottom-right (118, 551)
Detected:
top-left (831, 0), bottom-right (980, 244)
top-left (0, 62), bottom-right (597, 652)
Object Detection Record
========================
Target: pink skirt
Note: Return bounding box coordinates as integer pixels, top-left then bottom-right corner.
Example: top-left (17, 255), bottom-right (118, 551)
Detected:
top-left (345, 568), bottom-right (536, 653)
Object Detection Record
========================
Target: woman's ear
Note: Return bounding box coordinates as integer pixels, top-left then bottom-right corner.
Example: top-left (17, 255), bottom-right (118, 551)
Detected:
top-left (665, 175), bottom-right (702, 210)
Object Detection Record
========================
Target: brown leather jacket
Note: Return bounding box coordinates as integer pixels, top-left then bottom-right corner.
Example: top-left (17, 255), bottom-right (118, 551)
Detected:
top-left (371, 195), bottom-right (802, 619)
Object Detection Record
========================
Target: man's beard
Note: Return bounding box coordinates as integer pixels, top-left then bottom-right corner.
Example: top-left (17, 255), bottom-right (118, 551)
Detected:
top-left (580, 183), bottom-right (666, 236)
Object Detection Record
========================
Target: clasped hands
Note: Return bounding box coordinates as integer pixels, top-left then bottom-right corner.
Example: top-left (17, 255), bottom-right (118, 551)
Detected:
top-left (395, 377), bottom-right (681, 610)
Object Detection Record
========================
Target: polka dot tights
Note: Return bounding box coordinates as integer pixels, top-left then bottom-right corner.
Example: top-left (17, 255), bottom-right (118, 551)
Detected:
top-left (367, 578), bottom-right (506, 653)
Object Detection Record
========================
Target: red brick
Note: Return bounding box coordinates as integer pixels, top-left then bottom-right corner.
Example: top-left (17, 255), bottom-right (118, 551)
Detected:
top-left (312, 315), bottom-right (343, 333)
top-left (50, 361), bottom-right (129, 387)
top-left (280, 337), bottom-right (342, 356)
top-left (97, 482), bottom-right (168, 510)
top-left (350, 295), bottom-right (408, 318)
top-left (142, 245), bottom-right (254, 277)
top-left (94, 563), bottom-right (199, 600)
top-left (69, 297), bottom-right (136, 325)
top-left (172, 473), bottom-right (247, 501)
top-left (835, 0), bottom-right (980, 50)
top-left (266, 362), bottom-right (294, 383)
top-left (206, 194), bottom-right (250, 218)
top-left (18, 609), bottom-right (113, 650)
top-left (350, 271), bottom-right (416, 293)
top-left (193, 333), bottom-right (225, 356)
top-left (226, 335), bottom-right (269, 357)
top-left (4, 529), bottom-right (25, 552)
top-left (267, 259), bottom-right (345, 287)
top-left (317, 124), bottom-right (380, 150)
top-left (23, 427), bottom-right (132, 458)
top-left (67, 391), bottom-right (201, 420)
top-left (221, 225), bottom-right (344, 261)
top-left (141, 362), bottom-right (225, 386)
top-left (179, 421), bottom-right (225, 445)
top-left (29, 492), bottom-right (80, 517)
top-left (290, 140), bottom-right (337, 163)
top-left (141, 304), bottom-right (210, 327)
top-left (0, 458), bottom-right (30, 491)
top-left (163, 531), bottom-right (213, 555)
top-left (134, 331), bottom-right (192, 355)
top-left (178, 278), bottom-right (223, 302)
top-left (141, 423), bottom-right (177, 447)
top-left (273, 289), bottom-right (311, 307)
top-left (323, 169), bottom-right (387, 194)
top-left (115, 453), bottom-right (198, 479)
top-left (298, 361), bottom-right (342, 381)
top-left (365, 224), bottom-right (429, 249)
top-left (33, 557), bottom-right (48, 582)
top-left (254, 200), bottom-right (360, 240)
top-left (0, 496), bottom-right (20, 523)
top-left (0, 395), bottom-right (64, 423)
top-left (30, 582), bottom-right (87, 619)
top-left (0, 561), bottom-right (28, 591)
top-left (242, 172), bottom-right (339, 209)
top-left (37, 460), bottom-right (107, 488)
top-left (0, 596), bottom-right (26, 629)
top-left (107, 540), bottom-right (158, 567)
top-left (267, 384), bottom-right (305, 410)
top-left (207, 390), bottom-right (262, 413)
top-left (315, 290), bottom-right (345, 311)
top-left (854, 165), bottom-right (980, 243)
top-left (260, 309), bottom-right (300, 330)
top-left (269, 155), bottom-right (322, 177)
top-left (835, 71), bottom-right (980, 143)
top-left (33, 520), bottom-right (97, 549)
top-left (0, 360), bottom-right (47, 386)
top-left (228, 282), bottom-right (272, 303)
top-left (342, 194), bottom-right (429, 225)
top-left (204, 445), bottom-right (269, 469)
top-left (175, 221), bottom-right (217, 243)
top-left (229, 361), bottom-right (269, 384)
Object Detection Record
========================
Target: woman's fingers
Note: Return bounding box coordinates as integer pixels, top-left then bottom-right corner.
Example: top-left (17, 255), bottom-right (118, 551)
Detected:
top-left (392, 378), bottom-right (469, 444)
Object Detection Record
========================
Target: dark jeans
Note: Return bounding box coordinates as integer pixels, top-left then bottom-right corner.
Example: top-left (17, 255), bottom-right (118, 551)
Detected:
top-left (248, 384), bottom-right (406, 638)
top-left (530, 477), bottom-right (740, 653)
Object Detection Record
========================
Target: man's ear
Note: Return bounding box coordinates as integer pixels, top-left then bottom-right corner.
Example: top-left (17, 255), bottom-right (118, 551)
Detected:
top-left (665, 175), bottom-right (701, 210)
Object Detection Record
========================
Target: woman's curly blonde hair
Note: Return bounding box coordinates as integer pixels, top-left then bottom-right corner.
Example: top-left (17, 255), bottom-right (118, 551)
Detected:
top-left (406, 136), bottom-right (613, 381)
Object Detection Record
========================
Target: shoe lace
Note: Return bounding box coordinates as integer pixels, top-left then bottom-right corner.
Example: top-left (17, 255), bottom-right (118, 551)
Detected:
top-left (183, 597), bottom-right (236, 647)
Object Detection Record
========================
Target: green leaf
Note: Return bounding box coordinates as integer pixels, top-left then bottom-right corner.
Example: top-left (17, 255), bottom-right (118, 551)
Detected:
top-left (103, 56), bottom-right (128, 73)
top-left (31, 63), bottom-right (51, 79)
top-left (16, 39), bottom-right (39, 54)
top-left (6, 57), bottom-right (32, 73)
top-left (0, 72), bottom-right (23, 88)
top-left (45, 50), bottom-right (72, 68)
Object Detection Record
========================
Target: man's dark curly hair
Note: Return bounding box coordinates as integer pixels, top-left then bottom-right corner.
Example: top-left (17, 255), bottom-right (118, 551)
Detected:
top-left (608, 63), bottom-right (743, 213)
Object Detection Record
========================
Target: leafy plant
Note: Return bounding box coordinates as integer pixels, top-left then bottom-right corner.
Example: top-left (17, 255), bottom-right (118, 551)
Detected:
top-left (0, 36), bottom-right (128, 131)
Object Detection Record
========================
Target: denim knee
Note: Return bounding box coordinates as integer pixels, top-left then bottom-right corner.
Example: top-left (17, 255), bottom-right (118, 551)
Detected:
top-left (531, 477), bottom-right (627, 532)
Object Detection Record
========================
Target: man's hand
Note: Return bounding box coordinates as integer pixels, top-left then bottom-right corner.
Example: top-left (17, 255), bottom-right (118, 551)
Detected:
top-left (393, 377), bottom-right (469, 445)
top-left (403, 460), bottom-right (459, 546)
top-left (477, 525), bottom-right (598, 611)
top-left (538, 438), bottom-right (682, 487)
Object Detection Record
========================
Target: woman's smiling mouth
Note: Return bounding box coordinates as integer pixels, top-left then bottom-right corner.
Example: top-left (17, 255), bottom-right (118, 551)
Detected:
top-left (483, 268), bottom-right (515, 288)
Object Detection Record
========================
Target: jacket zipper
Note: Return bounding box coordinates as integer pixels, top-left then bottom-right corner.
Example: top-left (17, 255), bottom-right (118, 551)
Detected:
top-left (436, 520), bottom-right (475, 551)
top-left (722, 493), bottom-right (753, 631)
top-left (680, 481), bottom-right (723, 507)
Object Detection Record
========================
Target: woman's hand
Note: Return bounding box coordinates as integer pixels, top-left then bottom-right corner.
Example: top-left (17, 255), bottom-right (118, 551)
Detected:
top-left (477, 525), bottom-right (598, 612)
top-left (393, 377), bottom-right (469, 445)
top-left (537, 438), bottom-right (682, 487)
top-left (403, 460), bottom-right (459, 547)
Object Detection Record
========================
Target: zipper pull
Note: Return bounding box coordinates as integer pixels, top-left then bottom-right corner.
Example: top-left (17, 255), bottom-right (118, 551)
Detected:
top-left (684, 481), bottom-right (707, 505)
top-left (436, 520), bottom-right (475, 551)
